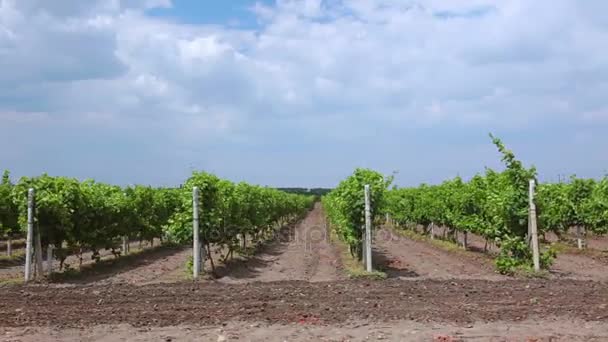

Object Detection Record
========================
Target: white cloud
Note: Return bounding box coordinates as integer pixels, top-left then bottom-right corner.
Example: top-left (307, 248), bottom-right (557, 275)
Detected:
top-left (3, 0), bottom-right (607, 128)
top-left (1, 0), bottom-right (608, 185)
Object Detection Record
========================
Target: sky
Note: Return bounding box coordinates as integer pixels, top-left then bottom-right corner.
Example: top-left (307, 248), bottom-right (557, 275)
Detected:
top-left (1, 0), bottom-right (607, 188)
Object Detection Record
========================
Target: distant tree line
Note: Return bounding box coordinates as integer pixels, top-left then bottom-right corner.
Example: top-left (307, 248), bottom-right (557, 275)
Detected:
top-left (277, 188), bottom-right (332, 196)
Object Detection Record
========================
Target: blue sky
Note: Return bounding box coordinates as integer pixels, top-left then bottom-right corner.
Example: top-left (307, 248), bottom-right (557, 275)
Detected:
top-left (1, 0), bottom-right (608, 187)
top-left (147, 0), bottom-right (273, 27)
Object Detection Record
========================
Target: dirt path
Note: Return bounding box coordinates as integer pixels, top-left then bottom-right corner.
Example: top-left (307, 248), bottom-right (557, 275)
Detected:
top-left (216, 202), bottom-right (345, 283)
top-left (373, 228), bottom-right (506, 280)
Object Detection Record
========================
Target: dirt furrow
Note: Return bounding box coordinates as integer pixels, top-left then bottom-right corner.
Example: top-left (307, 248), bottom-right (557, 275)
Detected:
top-left (217, 203), bottom-right (345, 283)
top-left (373, 228), bottom-right (505, 280)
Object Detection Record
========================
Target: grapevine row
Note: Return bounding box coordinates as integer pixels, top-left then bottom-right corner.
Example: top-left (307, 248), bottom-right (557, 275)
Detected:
top-left (322, 169), bottom-right (391, 260)
top-left (0, 170), bottom-right (313, 271)
top-left (385, 136), bottom-right (608, 273)
top-left (324, 136), bottom-right (608, 274)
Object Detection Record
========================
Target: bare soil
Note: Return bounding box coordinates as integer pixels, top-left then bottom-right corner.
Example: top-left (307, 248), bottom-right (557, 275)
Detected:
top-left (55, 246), bottom-right (192, 286)
top-left (215, 202), bottom-right (345, 283)
top-left (397, 225), bottom-right (608, 281)
top-left (4, 318), bottom-right (608, 341)
top-left (1, 279), bottom-right (607, 328)
top-left (373, 228), bottom-right (506, 280)
top-left (0, 240), bottom-right (161, 282)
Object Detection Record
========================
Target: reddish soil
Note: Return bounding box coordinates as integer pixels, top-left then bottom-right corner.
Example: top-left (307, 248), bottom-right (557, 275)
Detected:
top-left (396, 225), bottom-right (608, 281)
top-left (373, 228), bottom-right (506, 280)
top-left (56, 246), bottom-right (192, 286)
top-left (1, 279), bottom-right (607, 328)
top-left (215, 202), bottom-right (345, 283)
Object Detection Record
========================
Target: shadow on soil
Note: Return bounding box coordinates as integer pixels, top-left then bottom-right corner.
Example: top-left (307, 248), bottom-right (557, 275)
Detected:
top-left (212, 221), bottom-right (298, 280)
top-left (50, 245), bottom-right (188, 284)
top-left (372, 247), bottom-right (419, 279)
top-left (0, 255), bottom-right (25, 269)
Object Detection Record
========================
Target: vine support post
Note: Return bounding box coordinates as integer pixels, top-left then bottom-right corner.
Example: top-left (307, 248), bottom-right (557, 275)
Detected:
top-left (430, 223), bottom-right (435, 240)
top-left (7, 237), bottom-right (11, 257)
top-left (192, 186), bottom-right (201, 279)
top-left (529, 179), bottom-right (540, 272)
top-left (462, 231), bottom-right (468, 250)
top-left (25, 188), bottom-right (35, 282)
top-left (364, 184), bottom-right (372, 272)
top-left (576, 226), bottom-right (584, 250)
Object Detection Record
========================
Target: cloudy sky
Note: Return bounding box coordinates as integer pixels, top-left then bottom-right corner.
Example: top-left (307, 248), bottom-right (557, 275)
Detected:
top-left (1, 0), bottom-right (607, 187)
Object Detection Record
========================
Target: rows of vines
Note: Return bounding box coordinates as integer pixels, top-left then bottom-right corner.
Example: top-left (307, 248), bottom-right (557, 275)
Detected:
top-left (384, 135), bottom-right (608, 274)
top-left (537, 177), bottom-right (608, 239)
top-left (322, 169), bottom-right (391, 260)
top-left (165, 172), bottom-right (314, 272)
top-left (0, 170), bottom-right (313, 272)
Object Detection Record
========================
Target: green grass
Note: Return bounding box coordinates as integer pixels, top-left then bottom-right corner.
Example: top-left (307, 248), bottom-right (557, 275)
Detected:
top-left (514, 265), bottom-right (551, 279)
top-left (0, 250), bottom-right (25, 261)
top-left (550, 241), bottom-right (608, 259)
top-left (330, 228), bottom-right (387, 280)
top-left (390, 225), bottom-right (467, 254)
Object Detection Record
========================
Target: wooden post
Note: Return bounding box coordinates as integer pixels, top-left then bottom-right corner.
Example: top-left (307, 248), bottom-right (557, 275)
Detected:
top-left (364, 185), bottom-right (372, 272)
top-left (529, 179), bottom-right (540, 272)
top-left (25, 188), bottom-right (35, 282)
top-left (192, 186), bottom-right (201, 279)
top-left (46, 244), bottom-right (53, 277)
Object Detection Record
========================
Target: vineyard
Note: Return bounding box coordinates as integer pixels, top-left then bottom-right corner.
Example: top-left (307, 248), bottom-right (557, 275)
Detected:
top-left (2, 138), bottom-right (608, 340)
top-left (0, 171), bottom-right (313, 278)
top-left (382, 136), bottom-right (608, 274)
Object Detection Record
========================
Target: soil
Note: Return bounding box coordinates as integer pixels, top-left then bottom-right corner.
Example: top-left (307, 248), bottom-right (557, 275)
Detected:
top-left (373, 228), bottom-right (506, 280)
top-left (545, 230), bottom-right (608, 251)
top-left (56, 246), bottom-right (192, 286)
top-left (395, 224), bottom-right (608, 281)
top-left (0, 279), bottom-right (607, 328)
top-left (214, 202), bottom-right (345, 283)
top-left (4, 318), bottom-right (608, 341)
top-left (0, 240), bottom-right (161, 282)
top-left (3, 206), bottom-right (608, 340)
